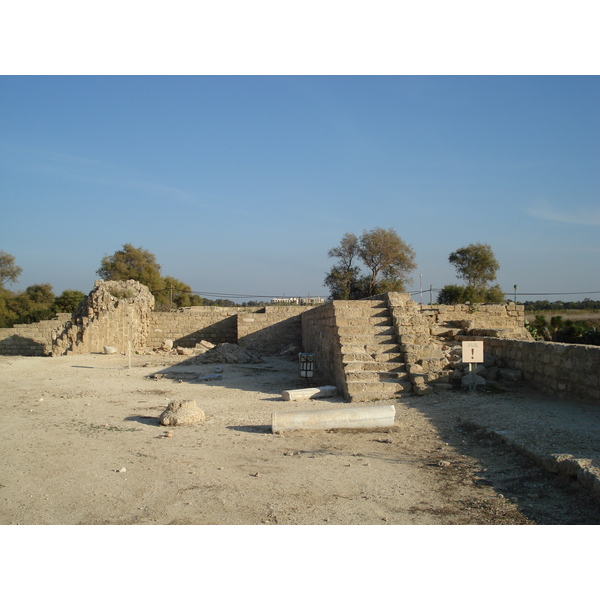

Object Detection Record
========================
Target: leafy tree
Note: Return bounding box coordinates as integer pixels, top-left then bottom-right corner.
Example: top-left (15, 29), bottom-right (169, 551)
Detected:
top-left (436, 284), bottom-right (504, 304)
top-left (359, 228), bottom-right (417, 296)
top-left (438, 243), bottom-right (502, 305)
top-left (159, 276), bottom-right (194, 309)
top-left (325, 228), bottom-right (416, 300)
top-left (0, 292), bottom-right (18, 327)
top-left (52, 290), bottom-right (86, 313)
top-left (97, 244), bottom-right (164, 292)
top-left (448, 243), bottom-right (499, 288)
top-left (25, 283), bottom-right (55, 305)
top-left (325, 233), bottom-right (361, 300)
top-left (0, 251), bottom-right (23, 289)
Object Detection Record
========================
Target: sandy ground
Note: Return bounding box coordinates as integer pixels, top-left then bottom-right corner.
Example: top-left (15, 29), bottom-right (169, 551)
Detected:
top-left (2, 351), bottom-right (600, 526)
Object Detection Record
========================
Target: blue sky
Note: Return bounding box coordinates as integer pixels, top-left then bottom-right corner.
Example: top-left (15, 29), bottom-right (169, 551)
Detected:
top-left (1, 75), bottom-right (599, 303)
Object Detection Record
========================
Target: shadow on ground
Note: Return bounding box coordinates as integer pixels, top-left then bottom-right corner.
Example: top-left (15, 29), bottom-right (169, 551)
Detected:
top-left (402, 386), bottom-right (600, 525)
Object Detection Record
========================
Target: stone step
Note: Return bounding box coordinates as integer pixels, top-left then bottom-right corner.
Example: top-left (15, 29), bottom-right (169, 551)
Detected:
top-left (343, 360), bottom-right (406, 372)
top-left (333, 307), bottom-right (390, 318)
top-left (337, 325), bottom-right (397, 337)
top-left (344, 370), bottom-right (410, 382)
top-left (340, 343), bottom-right (403, 354)
top-left (338, 334), bottom-right (398, 345)
top-left (341, 351), bottom-right (405, 363)
top-left (333, 300), bottom-right (388, 309)
top-left (346, 380), bottom-right (413, 402)
top-left (335, 317), bottom-right (393, 327)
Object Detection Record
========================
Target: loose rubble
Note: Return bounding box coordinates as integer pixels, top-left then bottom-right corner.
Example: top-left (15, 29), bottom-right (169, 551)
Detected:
top-left (159, 399), bottom-right (206, 426)
top-left (188, 342), bottom-right (264, 364)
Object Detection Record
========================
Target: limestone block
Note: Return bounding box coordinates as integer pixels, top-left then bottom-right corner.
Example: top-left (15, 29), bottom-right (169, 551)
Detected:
top-left (414, 384), bottom-right (434, 396)
top-left (499, 368), bottom-right (522, 382)
top-left (461, 374), bottom-right (487, 388)
top-left (281, 386), bottom-right (337, 401)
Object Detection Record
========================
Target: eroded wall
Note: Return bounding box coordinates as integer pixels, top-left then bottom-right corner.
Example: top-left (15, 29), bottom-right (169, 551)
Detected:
top-left (0, 314), bottom-right (71, 356)
top-left (484, 338), bottom-right (600, 404)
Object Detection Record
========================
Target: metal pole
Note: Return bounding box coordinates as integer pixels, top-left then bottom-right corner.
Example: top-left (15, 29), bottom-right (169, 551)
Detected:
top-left (430, 284), bottom-right (433, 305)
top-left (469, 363), bottom-right (476, 392)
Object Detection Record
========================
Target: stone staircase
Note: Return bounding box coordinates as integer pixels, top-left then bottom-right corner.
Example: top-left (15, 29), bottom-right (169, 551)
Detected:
top-left (335, 299), bottom-right (412, 402)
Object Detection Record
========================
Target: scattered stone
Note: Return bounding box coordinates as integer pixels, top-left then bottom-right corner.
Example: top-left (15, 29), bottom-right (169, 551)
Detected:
top-left (484, 366), bottom-right (500, 381)
top-left (214, 367), bottom-right (224, 373)
top-left (194, 340), bottom-right (215, 354)
top-left (103, 346), bottom-right (117, 354)
top-left (196, 374), bottom-right (223, 382)
top-left (118, 467), bottom-right (127, 473)
top-left (499, 368), bottom-right (522, 382)
top-left (159, 399), bottom-right (206, 426)
top-left (190, 343), bottom-right (263, 364)
top-left (161, 339), bottom-right (174, 351)
top-left (176, 347), bottom-right (193, 355)
top-left (438, 460), bottom-right (451, 468)
top-left (280, 344), bottom-right (301, 356)
top-left (163, 431), bottom-right (173, 438)
top-left (461, 373), bottom-right (487, 388)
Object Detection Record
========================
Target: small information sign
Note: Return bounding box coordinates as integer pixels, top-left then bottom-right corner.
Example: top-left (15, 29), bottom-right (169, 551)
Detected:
top-left (462, 341), bottom-right (484, 364)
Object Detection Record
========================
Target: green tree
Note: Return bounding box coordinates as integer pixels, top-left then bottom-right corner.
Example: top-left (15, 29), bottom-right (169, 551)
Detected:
top-left (324, 233), bottom-right (361, 300)
top-left (97, 244), bottom-right (164, 292)
top-left (0, 251), bottom-right (23, 289)
top-left (325, 228), bottom-right (416, 300)
top-left (160, 276), bottom-right (194, 309)
top-left (448, 242), bottom-right (499, 288)
top-left (358, 228), bottom-right (417, 296)
top-left (52, 290), bottom-right (86, 313)
top-left (25, 283), bottom-right (55, 305)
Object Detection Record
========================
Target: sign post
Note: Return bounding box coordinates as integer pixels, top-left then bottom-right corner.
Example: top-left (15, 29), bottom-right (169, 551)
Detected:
top-left (462, 341), bottom-right (484, 392)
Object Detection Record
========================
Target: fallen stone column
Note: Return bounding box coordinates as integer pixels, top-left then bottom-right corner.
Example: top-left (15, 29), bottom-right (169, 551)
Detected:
top-left (281, 386), bottom-right (337, 401)
top-left (271, 404), bottom-right (395, 433)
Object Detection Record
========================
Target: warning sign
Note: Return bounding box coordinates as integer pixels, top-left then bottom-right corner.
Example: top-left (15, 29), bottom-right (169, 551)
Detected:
top-left (462, 341), bottom-right (484, 363)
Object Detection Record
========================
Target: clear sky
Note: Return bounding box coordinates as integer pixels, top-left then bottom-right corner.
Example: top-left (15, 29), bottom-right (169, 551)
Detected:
top-left (1, 75), bottom-right (598, 303)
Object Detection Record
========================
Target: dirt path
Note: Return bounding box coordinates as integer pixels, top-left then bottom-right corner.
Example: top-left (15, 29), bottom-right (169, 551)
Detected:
top-left (1, 353), bottom-right (600, 525)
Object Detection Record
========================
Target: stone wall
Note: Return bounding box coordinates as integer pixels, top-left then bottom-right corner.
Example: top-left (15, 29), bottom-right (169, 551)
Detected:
top-left (416, 301), bottom-right (530, 339)
top-left (51, 280), bottom-right (155, 355)
top-left (147, 307), bottom-right (243, 349)
top-left (301, 302), bottom-right (347, 395)
top-left (238, 306), bottom-right (309, 354)
top-left (0, 314), bottom-right (72, 356)
top-left (484, 338), bottom-right (600, 404)
top-left (4, 282), bottom-right (598, 406)
top-left (147, 305), bottom-right (310, 354)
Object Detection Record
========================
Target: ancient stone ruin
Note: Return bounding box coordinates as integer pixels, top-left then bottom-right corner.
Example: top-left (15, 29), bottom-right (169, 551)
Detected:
top-left (1, 279), bottom-right (598, 405)
top-left (51, 279), bottom-right (155, 356)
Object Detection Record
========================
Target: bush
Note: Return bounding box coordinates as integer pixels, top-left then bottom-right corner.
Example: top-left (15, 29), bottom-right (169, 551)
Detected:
top-left (436, 284), bottom-right (505, 305)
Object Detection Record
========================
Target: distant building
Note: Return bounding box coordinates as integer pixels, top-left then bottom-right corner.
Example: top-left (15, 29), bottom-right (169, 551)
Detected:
top-left (271, 297), bottom-right (325, 306)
